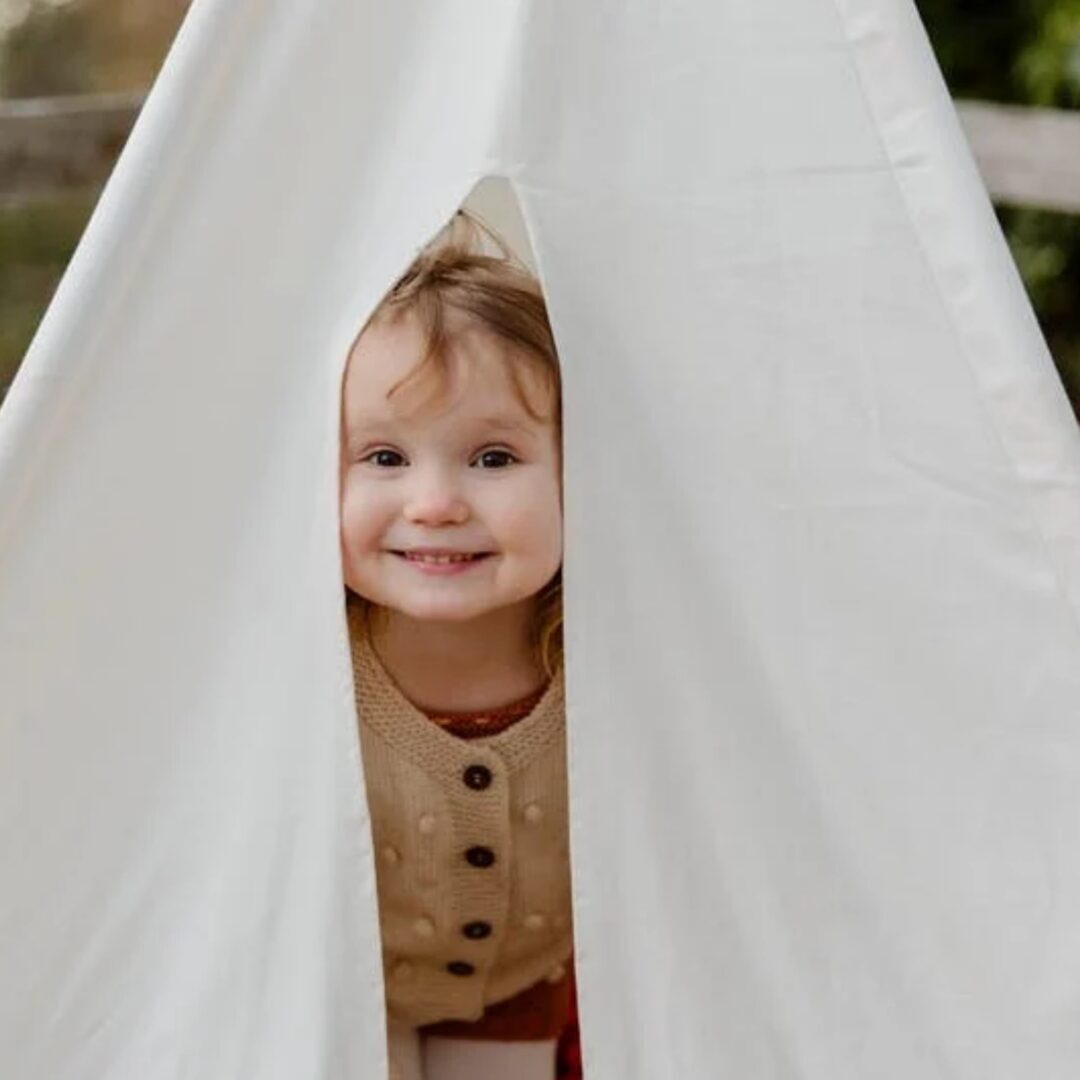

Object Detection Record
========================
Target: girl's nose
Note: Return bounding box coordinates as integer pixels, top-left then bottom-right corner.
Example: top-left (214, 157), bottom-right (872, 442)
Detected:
top-left (403, 471), bottom-right (470, 526)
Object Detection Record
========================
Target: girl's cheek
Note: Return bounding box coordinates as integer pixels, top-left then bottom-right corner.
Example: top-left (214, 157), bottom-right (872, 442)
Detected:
top-left (344, 489), bottom-right (396, 546)
top-left (340, 491), bottom-right (372, 540)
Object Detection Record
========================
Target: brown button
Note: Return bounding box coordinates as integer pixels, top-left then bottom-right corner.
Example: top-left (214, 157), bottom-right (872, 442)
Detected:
top-left (463, 764), bottom-right (493, 790)
top-left (446, 961), bottom-right (475, 977)
top-left (462, 921), bottom-right (492, 940)
top-left (464, 846), bottom-right (496, 868)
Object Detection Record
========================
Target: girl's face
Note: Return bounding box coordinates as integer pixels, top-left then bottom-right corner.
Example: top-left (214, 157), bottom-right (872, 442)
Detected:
top-left (340, 309), bottom-right (562, 625)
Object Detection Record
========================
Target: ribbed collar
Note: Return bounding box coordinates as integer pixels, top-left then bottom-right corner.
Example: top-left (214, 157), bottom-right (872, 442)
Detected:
top-left (346, 597), bottom-right (565, 781)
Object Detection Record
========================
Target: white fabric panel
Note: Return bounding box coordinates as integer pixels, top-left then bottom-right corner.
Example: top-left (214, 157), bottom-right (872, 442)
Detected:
top-left (2, 0), bottom-right (1080, 1077)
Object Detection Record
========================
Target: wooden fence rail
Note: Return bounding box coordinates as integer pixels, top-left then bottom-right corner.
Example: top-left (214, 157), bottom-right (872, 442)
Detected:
top-left (0, 91), bottom-right (1078, 214)
top-left (957, 100), bottom-right (1080, 215)
top-left (0, 90), bottom-right (144, 204)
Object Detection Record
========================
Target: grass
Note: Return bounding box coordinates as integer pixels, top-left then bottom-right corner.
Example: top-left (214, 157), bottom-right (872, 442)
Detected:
top-left (0, 189), bottom-right (98, 397)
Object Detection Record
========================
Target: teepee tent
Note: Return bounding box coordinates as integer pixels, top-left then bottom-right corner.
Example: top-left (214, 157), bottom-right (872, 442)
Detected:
top-left (3, 0), bottom-right (1080, 1076)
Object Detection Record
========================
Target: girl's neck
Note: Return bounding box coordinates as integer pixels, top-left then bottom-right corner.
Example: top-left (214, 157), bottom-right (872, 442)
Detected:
top-left (368, 599), bottom-right (546, 713)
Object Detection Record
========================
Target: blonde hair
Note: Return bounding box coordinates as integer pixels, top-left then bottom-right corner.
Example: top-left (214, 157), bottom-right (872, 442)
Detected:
top-left (346, 211), bottom-right (564, 680)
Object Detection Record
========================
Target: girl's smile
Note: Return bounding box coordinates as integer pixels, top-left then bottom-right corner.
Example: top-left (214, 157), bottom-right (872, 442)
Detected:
top-left (392, 548), bottom-right (495, 574)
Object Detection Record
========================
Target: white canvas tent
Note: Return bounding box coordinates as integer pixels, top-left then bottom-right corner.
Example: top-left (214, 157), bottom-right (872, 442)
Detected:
top-left (3, 0), bottom-right (1080, 1076)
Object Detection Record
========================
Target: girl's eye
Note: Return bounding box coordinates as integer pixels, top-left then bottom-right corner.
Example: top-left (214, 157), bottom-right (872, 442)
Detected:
top-left (362, 448), bottom-right (406, 468)
top-left (473, 449), bottom-right (518, 470)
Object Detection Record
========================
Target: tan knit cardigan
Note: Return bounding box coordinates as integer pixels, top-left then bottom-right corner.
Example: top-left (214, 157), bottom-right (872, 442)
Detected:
top-left (347, 600), bottom-right (574, 1028)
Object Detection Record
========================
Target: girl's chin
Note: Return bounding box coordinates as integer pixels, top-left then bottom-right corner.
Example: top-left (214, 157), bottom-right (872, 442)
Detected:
top-left (379, 590), bottom-right (538, 625)
top-left (391, 602), bottom-right (496, 624)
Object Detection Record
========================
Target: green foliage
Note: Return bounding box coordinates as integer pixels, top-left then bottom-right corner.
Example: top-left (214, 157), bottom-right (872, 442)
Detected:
top-left (999, 205), bottom-right (1080, 407)
top-left (915, 2), bottom-right (1032, 103)
top-left (1017, 0), bottom-right (1080, 107)
top-left (915, 0), bottom-right (1080, 106)
top-left (917, 0), bottom-right (1080, 416)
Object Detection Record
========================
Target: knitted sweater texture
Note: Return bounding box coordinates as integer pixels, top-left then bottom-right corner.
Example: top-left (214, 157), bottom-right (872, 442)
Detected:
top-left (347, 598), bottom-right (573, 1027)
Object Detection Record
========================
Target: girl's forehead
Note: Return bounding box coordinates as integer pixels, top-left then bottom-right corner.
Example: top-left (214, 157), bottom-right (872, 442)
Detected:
top-left (345, 313), bottom-right (554, 430)
top-left (348, 313), bottom-right (494, 394)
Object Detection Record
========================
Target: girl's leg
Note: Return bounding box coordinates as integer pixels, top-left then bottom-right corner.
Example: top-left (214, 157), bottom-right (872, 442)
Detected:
top-left (422, 1036), bottom-right (558, 1080)
top-left (386, 1016), bottom-right (424, 1080)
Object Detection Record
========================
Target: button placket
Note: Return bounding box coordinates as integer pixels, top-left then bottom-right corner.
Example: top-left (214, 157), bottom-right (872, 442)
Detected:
top-left (447, 748), bottom-right (510, 1004)
top-left (460, 751), bottom-right (501, 872)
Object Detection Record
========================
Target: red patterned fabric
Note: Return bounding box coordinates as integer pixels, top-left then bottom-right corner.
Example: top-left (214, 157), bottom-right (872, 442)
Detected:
top-left (556, 966), bottom-right (583, 1078)
top-left (424, 684), bottom-right (549, 739)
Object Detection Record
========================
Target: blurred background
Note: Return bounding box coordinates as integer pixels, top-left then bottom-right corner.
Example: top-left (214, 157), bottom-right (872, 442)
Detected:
top-left (1, 0), bottom-right (1078, 415)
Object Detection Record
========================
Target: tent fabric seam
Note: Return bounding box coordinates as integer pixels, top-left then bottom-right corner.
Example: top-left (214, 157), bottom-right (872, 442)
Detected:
top-left (826, 0), bottom-right (1080, 654)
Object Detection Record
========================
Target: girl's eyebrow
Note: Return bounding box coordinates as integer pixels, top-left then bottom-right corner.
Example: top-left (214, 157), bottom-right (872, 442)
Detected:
top-left (345, 415), bottom-right (538, 452)
top-left (345, 417), bottom-right (393, 452)
top-left (473, 417), bottom-right (539, 439)
top-left (350, 416), bottom-right (534, 435)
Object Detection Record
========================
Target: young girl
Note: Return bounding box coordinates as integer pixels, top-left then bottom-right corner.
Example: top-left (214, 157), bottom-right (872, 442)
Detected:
top-left (338, 212), bottom-right (575, 1080)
